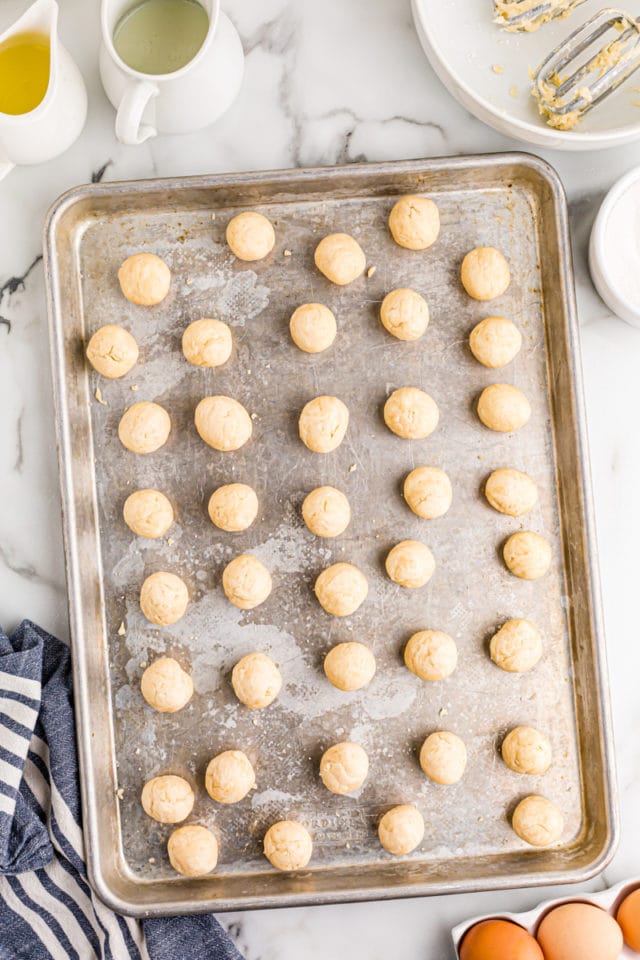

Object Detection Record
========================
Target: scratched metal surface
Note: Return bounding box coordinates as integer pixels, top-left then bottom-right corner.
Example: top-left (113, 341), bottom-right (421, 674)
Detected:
top-left (44, 157), bottom-right (615, 914)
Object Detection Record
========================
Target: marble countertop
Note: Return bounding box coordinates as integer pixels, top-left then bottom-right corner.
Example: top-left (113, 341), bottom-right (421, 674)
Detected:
top-left (3, 0), bottom-right (640, 956)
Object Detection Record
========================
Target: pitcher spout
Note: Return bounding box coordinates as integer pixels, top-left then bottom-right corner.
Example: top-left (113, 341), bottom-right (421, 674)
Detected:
top-left (0, 0), bottom-right (58, 44)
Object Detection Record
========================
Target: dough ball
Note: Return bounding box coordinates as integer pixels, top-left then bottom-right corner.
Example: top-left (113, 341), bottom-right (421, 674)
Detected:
top-left (490, 619), bottom-right (543, 673)
top-left (195, 395), bottom-right (252, 452)
top-left (123, 488), bottom-right (174, 538)
top-left (118, 252), bottom-right (171, 306)
top-left (182, 318), bottom-right (232, 368)
top-left (503, 531), bottom-right (552, 580)
top-left (314, 233), bottom-right (366, 285)
top-left (205, 750), bottom-right (256, 803)
top-left (226, 211), bottom-right (275, 262)
top-left (314, 562), bottom-right (368, 616)
top-left (404, 630), bottom-right (457, 681)
top-left (86, 324), bottom-right (139, 378)
top-left (485, 468), bottom-right (538, 517)
top-left (511, 795), bottom-right (564, 846)
top-left (319, 742), bottom-right (369, 795)
top-left (118, 401), bottom-right (171, 454)
top-left (140, 571), bottom-right (189, 626)
top-left (263, 821), bottom-right (313, 871)
top-left (469, 316), bottom-right (522, 368)
top-left (232, 652), bottom-right (282, 709)
top-left (404, 466), bottom-right (452, 519)
top-left (140, 657), bottom-right (193, 713)
top-left (289, 303), bottom-right (337, 353)
top-left (477, 384), bottom-right (531, 433)
top-left (141, 774), bottom-right (194, 823)
top-left (324, 642), bottom-right (376, 691)
top-left (385, 540), bottom-right (435, 589)
top-left (208, 483), bottom-right (258, 532)
top-left (378, 804), bottom-right (424, 856)
top-left (168, 824), bottom-right (218, 877)
top-left (302, 486), bottom-right (351, 538)
top-left (384, 387), bottom-right (439, 440)
top-left (380, 288), bottom-right (430, 341)
top-left (299, 395), bottom-right (349, 453)
top-left (222, 554), bottom-right (272, 610)
top-left (502, 726), bottom-right (552, 776)
top-left (388, 195), bottom-right (440, 251)
top-left (461, 246), bottom-right (510, 301)
top-left (419, 731), bottom-right (467, 785)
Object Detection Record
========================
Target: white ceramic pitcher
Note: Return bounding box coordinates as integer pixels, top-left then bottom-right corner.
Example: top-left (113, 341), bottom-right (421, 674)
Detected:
top-left (99, 0), bottom-right (244, 145)
top-left (0, 0), bottom-right (87, 181)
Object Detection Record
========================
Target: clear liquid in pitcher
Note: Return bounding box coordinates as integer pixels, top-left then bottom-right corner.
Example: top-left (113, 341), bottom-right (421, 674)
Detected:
top-left (113, 0), bottom-right (209, 75)
top-left (0, 32), bottom-right (50, 115)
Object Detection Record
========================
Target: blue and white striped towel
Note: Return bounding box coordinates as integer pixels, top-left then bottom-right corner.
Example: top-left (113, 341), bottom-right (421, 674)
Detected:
top-left (0, 620), bottom-right (244, 960)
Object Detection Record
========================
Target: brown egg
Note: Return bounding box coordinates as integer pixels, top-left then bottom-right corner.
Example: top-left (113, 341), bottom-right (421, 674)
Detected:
top-left (459, 919), bottom-right (543, 960)
top-left (616, 887), bottom-right (640, 950)
top-left (536, 902), bottom-right (623, 960)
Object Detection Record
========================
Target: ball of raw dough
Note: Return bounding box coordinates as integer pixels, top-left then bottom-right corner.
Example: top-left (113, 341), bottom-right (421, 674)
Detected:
top-left (141, 774), bottom-right (194, 823)
top-left (502, 726), bottom-right (552, 776)
top-left (168, 824), bottom-right (218, 877)
top-left (314, 562), bottom-right (368, 616)
top-left (404, 630), bottom-right (458, 681)
top-left (324, 642), bottom-right (376, 691)
top-left (123, 488), bottom-right (174, 538)
top-left (469, 316), bottom-right (522, 368)
top-left (378, 804), bottom-right (425, 856)
top-left (140, 572), bottom-right (189, 626)
top-left (118, 252), bottom-right (171, 306)
top-left (404, 466), bottom-right (452, 519)
top-left (319, 742), bottom-right (369, 795)
top-left (195, 395), bottom-right (252, 452)
top-left (140, 657), bottom-right (193, 713)
top-left (380, 288), bottom-right (430, 341)
top-left (182, 318), bottom-right (232, 368)
top-left (118, 401), bottom-right (171, 454)
top-left (205, 750), bottom-right (256, 803)
top-left (478, 384), bottom-right (531, 433)
top-left (299, 395), bottom-right (349, 453)
top-left (314, 233), bottom-right (366, 285)
top-left (208, 483), bottom-right (258, 532)
top-left (263, 821), bottom-right (313, 871)
top-left (86, 324), bottom-right (139, 378)
top-left (490, 619), bottom-right (543, 673)
top-left (384, 387), bottom-right (439, 440)
top-left (419, 731), bottom-right (467, 785)
top-left (461, 246), bottom-right (510, 301)
top-left (302, 486), bottom-right (351, 538)
top-left (222, 554), bottom-right (272, 610)
top-left (511, 795), bottom-right (564, 846)
top-left (503, 531), bottom-right (552, 580)
top-left (485, 468), bottom-right (538, 517)
top-left (388, 195), bottom-right (440, 251)
top-left (226, 211), bottom-right (275, 262)
top-left (232, 652), bottom-right (282, 709)
top-left (289, 303), bottom-right (337, 353)
top-left (386, 540), bottom-right (435, 589)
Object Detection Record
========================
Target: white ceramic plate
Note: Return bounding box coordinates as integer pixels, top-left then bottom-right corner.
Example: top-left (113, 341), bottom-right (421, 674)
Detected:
top-left (412, 0), bottom-right (640, 150)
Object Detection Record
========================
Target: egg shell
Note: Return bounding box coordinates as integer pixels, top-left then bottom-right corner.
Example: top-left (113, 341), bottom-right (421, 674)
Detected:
top-left (616, 887), bottom-right (640, 951)
top-left (459, 918), bottom-right (544, 960)
top-left (536, 902), bottom-right (624, 960)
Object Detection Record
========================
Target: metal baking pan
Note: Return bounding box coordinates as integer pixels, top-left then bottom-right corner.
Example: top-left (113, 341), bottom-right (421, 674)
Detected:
top-left (43, 154), bottom-right (618, 917)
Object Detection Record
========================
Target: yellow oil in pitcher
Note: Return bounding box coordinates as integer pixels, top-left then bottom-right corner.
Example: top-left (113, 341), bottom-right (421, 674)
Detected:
top-left (0, 32), bottom-right (50, 115)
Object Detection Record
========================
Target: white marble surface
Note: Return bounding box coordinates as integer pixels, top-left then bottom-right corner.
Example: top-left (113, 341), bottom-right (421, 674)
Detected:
top-left (2, 0), bottom-right (640, 956)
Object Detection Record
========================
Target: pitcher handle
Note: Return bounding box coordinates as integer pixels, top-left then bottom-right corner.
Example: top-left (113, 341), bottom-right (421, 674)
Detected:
top-left (115, 79), bottom-right (159, 146)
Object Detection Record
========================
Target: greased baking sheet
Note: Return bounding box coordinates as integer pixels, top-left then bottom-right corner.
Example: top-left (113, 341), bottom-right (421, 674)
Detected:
top-left (44, 155), bottom-right (617, 916)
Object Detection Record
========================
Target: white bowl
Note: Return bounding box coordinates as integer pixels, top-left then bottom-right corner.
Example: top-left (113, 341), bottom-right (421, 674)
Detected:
top-left (589, 164), bottom-right (640, 327)
top-left (412, 0), bottom-right (640, 151)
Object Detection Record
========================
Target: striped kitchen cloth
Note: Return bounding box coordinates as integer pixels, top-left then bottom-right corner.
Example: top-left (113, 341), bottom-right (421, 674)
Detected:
top-left (0, 620), bottom-right (244, 960)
